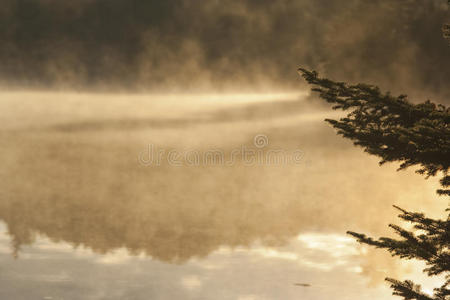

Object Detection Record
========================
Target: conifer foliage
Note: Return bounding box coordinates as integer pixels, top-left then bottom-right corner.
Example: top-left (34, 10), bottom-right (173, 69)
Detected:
top-left (298, 68), bottom-right (450, 195)
top-left (298, 2), bottom-right (449, 298)
top-left (298, 66), bottom-right (449, 299)
top-left (298, 5), bottom-right (450, 293)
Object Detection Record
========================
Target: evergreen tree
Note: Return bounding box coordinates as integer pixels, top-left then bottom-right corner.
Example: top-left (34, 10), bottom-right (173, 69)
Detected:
top-left (298, 67), bottom-right (449, 299)
top-left (298, 68), bottom-right (450, 196)
top-left (298, 4), bottom-right (449, 295)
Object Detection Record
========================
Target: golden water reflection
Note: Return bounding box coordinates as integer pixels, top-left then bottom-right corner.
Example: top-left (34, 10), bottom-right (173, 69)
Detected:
top-left (0, 92), bottom-right (445, 299)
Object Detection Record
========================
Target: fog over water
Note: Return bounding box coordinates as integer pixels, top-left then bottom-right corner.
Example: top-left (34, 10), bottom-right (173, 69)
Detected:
top-left (0, 0), bottom-right (448, 299)
top-left (0, 92), bottom-right (447, 299)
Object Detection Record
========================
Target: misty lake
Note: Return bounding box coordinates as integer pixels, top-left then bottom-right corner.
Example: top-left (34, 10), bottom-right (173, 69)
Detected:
top-left (0, 92), bottom-right (445, 300)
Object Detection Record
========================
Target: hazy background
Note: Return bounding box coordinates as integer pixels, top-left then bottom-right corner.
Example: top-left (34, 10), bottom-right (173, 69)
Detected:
top-left (0, 0), bottom-right (449, 102)
top-left (0, 91), bottom-right (446, 300)
top-left (0, 2), bottom-right (448, 298)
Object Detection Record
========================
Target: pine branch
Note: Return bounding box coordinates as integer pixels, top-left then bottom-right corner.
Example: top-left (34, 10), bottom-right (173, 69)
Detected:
top-left (385, 278), bottom-right (438, 300)
top-left (347, 206), bottom-right (449, 276)
top-left (298, 68), bottom-right (450, 195)
top-left (347, 205), bottom-right (449, 300)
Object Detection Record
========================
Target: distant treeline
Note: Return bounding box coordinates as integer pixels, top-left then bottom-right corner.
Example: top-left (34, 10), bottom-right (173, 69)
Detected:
top-left (0, 0), bottom-right (449, 99)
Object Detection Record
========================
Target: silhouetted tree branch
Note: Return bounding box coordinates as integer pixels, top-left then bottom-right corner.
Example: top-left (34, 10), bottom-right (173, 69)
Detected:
top-left (299, 67), bottom-right (449, 299)
top-left (298, 2), bottom-right (449, 298)
top-left (298, 67), bottom-right (450, 196)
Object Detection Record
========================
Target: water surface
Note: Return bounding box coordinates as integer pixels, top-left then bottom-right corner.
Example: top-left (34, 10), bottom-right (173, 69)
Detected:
top-left (0, 92), bottom-right (445, 300)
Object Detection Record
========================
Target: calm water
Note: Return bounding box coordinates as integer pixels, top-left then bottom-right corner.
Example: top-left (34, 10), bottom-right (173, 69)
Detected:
top-left (0, 92), bottom-right (446, 300)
